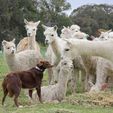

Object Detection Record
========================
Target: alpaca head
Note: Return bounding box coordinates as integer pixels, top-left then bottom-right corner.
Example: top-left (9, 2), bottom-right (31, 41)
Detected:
top-left (2, 39), bottom-right (16, 55)
top-left (60, 58), bottom-right (73, 72)
top-left (99, 29), bottom-right (112, 40)
top-left (70, 24), bottom-right (80, 34)
top-left (42, 25), bottom-right (58, 44)
top-left (24, 19), bottom-right (40, 37)
top-left (61, 39), bottom-right (79, 61)
top-left (60, 26), bottom-right (72, 39)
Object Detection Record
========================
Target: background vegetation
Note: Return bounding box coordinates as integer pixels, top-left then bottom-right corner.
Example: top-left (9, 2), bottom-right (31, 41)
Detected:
top-left (0, 0), bottom-right (113, 49)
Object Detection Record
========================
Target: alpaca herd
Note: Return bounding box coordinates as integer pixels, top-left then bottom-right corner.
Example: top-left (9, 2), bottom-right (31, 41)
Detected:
top-left (1, 19), bottom-right (113, 107)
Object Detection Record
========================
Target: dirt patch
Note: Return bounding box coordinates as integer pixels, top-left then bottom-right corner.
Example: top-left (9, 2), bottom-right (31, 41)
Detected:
top-left (63, 91), bottom-right (113, 107)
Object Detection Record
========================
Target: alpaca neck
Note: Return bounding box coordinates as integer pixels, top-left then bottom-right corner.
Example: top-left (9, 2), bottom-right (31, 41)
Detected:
top-left (50, 37), bottom-right (62, 58)
top-left (4, 53), bottom-right (15, 69)
top-left (57, 69), bottom-right (70, 96)
top-left (28, 34), bottom-right (36, 50)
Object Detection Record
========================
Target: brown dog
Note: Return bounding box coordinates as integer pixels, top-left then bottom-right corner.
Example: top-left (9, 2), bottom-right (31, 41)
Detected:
top-left (2, 61), bottom-right (53, 107)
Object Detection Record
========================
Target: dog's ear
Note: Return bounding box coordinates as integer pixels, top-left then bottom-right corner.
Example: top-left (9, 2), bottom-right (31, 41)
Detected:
top-left (38, 61), bottom-right (45, 66)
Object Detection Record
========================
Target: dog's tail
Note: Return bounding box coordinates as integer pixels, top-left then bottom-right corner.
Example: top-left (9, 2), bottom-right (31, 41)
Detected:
top-left (2, 77), bottom-right (14, 97)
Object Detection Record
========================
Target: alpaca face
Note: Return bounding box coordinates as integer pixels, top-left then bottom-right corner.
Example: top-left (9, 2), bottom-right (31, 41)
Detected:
top-left (70, 25), bottom-right (80, 34)
top-left (42, 25), bottom-right (58, 44)
top-left (60, 27), bottom-right (71, 39)
top-left (61, 40), bottom-right (78, 60)
top-left (60, 58), bottom-right (73, 71)
top-left (99, 32), bottom-right (109, 40)
top-left (2, 39), bottom-right (16, 55)
top-left (24, 19), bottom-right (40, 37)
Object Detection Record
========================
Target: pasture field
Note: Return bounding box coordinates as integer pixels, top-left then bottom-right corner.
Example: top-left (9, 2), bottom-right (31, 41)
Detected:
top-left (0, 47), bottom-right (113, 113)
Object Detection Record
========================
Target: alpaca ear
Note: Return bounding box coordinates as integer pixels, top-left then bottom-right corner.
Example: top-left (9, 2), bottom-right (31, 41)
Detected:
top-left (42, 24), bottom-right (48, 30)
top-left (12, 38), bottom-right (15, 43)
top-left (63, 26), bottom-right (66, 29)
top-left (24, 19), bottom-right (29, 25)
top-left (53, 25), bottom-right (58, 31)
top-left (35, 20), bottom-right (40, 27)
top-left (107, 29), bottom-right (112, 33)
top-left (2, 40), bottom-right (7, 46)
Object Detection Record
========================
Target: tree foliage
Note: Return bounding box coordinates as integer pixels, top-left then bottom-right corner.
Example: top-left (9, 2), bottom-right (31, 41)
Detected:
top-left (70, 4), bottom-right (113, 36)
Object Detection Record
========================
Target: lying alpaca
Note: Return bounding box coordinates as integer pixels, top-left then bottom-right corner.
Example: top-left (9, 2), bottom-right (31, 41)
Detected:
top-left (32, 58), bottom-right (73, 102)
top-left (2, 61), bottom-right (53, 107)
top-left (2, 39), bottom-right (40, 72)
top-left (17, 19), bottom-right (42, 57)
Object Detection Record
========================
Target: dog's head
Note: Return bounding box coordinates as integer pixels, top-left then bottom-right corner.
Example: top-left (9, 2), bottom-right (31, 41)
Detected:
top-left (37, 61), bottom-right (54, 69)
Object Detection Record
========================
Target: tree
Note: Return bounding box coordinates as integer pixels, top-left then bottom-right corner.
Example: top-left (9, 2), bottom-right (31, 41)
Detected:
top-left (70, 4), bottom-right (113, 36)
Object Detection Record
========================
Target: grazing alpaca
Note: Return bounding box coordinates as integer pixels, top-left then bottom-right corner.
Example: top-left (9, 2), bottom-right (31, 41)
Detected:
top-left (17, 19), bottom-right (42, 57)
top-left (32, 58), bottom-right (73, 102)
top-left (2, 39), bottom-right (40, 72)
top-left (2, 61), bottom-right (53, 107)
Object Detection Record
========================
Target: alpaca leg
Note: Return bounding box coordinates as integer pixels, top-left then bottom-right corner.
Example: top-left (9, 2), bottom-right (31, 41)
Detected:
top-left (81, 70), bottom-right (86, 92)
top-left (90, 61), bottom-right (107, 92)
top-left (2, 89), bottom-right (8, 106)
top-left (48, 68), bottom-right (53, 84)
top-left (69, 69), bottom-right (78, 93)
top-left (87, 74), bottom-right (96, 91)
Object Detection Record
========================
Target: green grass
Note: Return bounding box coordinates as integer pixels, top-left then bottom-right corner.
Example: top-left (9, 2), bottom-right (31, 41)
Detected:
top-left (0, 48), bottom-right (113, 113)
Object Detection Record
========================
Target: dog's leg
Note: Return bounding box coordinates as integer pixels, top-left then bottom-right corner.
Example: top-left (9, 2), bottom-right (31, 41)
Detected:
top-left (29, 89), bottom-right (33, 99)
top-left (2, 89), bottom-right (8, 106)
top-left (14, 94), bottom-right (19, 107)
top-left (36, 87), bottom-right (42, 103)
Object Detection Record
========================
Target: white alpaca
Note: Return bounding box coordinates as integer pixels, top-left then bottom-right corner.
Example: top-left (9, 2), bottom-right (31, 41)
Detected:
top-left (89, 57), bottom-right (113, 92)
top-left (62, 39), bottom-right (113, 63)
top-left (99, 29), bottom-right (113, 40)
top-left (61, 26), bottom-right (88, 40)
top-left (17, 19), bottom-right (42, 57)
top-left (70, 24), bottom-right (80, 32)
top-left (60, 26), bottom-right (73, 39)
top-left (32, 58), bottom-right (73, 102)
top-left (42, 25), bottom-right (67, 84)
top-left (2, 39), bottom-right (40, 72)
top-left (61, 27), bottom-right (113, 92)
top-left (62, 39), bottom-right (113, 91)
